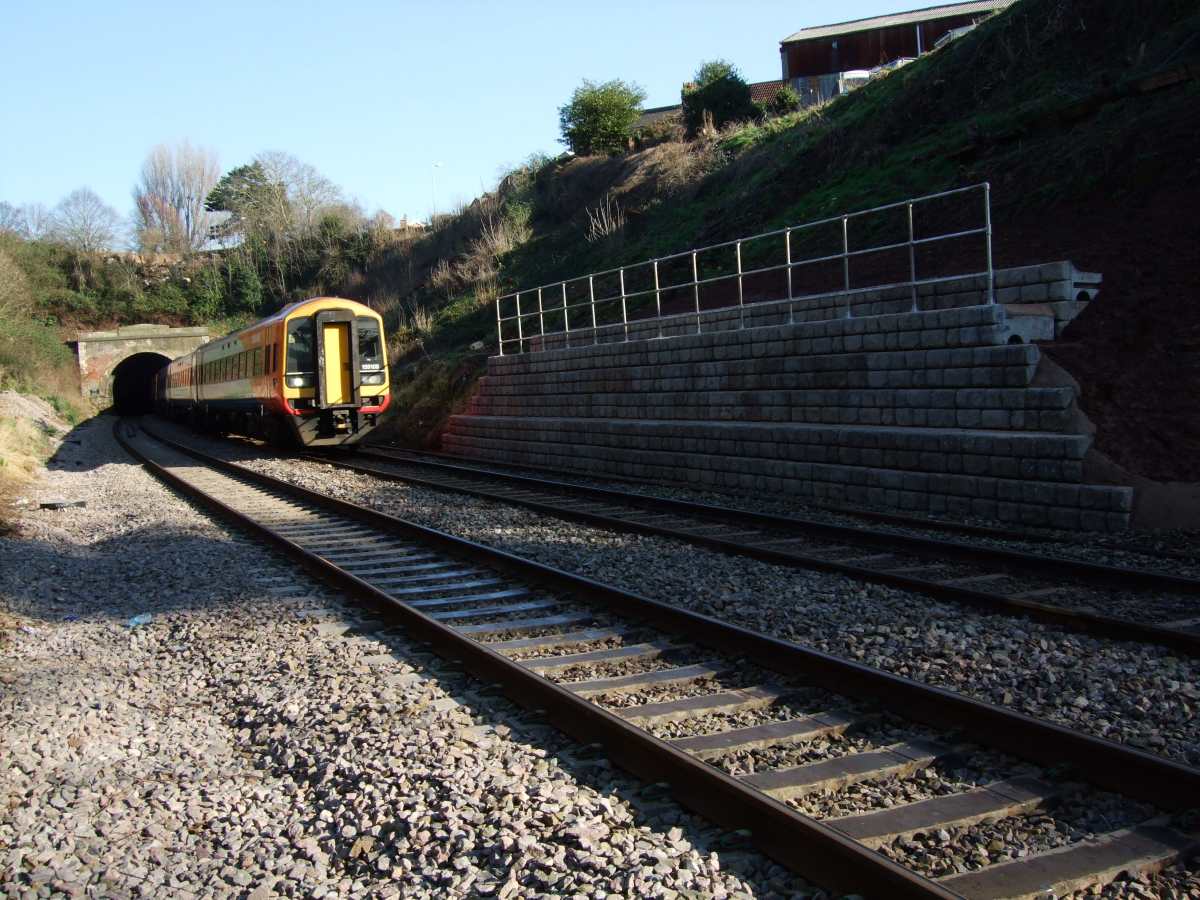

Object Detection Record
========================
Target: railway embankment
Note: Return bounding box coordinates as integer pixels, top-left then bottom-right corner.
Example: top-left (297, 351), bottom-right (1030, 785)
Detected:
top-left (372, 0), bottom-right (1199, 521)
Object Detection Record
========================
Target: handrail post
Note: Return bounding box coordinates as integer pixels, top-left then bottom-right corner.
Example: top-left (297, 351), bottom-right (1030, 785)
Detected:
top-left (841, 215), bottom-right (851, 318)
top-left (907, 201), bottom-right (918, 313)
top-left (589, 274), bottom-right (598, 345)
top-left (537, 287), bottom-right (545, 347)
top-left (495, 296), bottom-right (504, 356)
top-left (692, 251), bottom-right (701, 334)
top-left (984, 182), bottom-right (994, 304)
top-left (736, 241), bottom-right (744, 331)
top-left (516, 292), bottom-right (525, 353)
top-left (618, 267), bottom-right (629, 343)
top-left (785, 227), bottom-right (794, 325)
top-left (562, 282), bottom-right (570, 349)
top-left (652, 258), bottom-right (662, 339)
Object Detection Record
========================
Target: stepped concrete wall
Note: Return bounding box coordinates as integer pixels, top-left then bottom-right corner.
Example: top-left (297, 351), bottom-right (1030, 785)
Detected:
top-left (446, 263), bottom-right (1127, 530)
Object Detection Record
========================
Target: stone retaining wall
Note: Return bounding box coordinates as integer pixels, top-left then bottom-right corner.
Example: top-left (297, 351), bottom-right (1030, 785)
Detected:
top-left (448, 263), bottom-right (1126, 530)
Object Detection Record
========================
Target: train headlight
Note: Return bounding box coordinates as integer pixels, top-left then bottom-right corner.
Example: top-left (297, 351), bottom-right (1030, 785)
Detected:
top-left (361, 372), bottom-right (385, 385)
top-left (286, 374), bottom-right (314, 388)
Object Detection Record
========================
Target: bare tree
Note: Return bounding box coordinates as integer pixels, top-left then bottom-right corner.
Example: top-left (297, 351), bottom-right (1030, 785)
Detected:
top-left (133, 141), bottom-right (220, 253)
top-left (21, 203), bottom-right (51, 239)
top-left (0, 202), bottom-right (23, 235)
top-left (0, 201), bottom-right (51, 239)
top-left (50, 188), bottom-right (123, 252)
top-left (256, 151), bottom-right (342, 232)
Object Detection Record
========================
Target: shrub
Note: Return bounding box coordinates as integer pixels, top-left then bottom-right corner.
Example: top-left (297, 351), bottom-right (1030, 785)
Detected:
top-left (558, 79), bottom-right (647, 156)
top-left (0, 249), bottom-right (33, 319)
top-left (187, 265), bottom-right (226, 322)
top-left (632, 115), bottom-right (683, 150)
top-left (145, 281), bottom-right (189, 318)
top-left (682, 59), bottom-right (757, 134)
top-left (225, 256), bottom-right (263, 316)
top-left (771, 85), bottom-right (802, 115)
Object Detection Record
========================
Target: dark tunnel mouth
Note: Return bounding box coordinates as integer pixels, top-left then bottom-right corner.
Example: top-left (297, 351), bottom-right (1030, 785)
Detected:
top-left (111, 352), bottom-right (170, 414)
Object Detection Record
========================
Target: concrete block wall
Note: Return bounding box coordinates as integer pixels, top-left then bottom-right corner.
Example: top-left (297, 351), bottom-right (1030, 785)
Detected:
top-left (449, 264), bottom-right (1127, 530)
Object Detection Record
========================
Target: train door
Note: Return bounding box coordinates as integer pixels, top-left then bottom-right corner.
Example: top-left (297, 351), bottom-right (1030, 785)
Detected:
top-left (322, 321), bottom-right (352, 405)
top-left (314, 308), bottom-right (359, 408)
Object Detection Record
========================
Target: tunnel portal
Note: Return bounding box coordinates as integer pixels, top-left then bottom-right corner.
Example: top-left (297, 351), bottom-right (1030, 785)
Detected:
top-left (111, 352), bottom-right (170, 414)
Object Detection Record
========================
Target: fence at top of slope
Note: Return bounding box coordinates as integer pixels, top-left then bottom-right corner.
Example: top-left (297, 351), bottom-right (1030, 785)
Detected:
top-left (495, 183), bottom-right (993, 356)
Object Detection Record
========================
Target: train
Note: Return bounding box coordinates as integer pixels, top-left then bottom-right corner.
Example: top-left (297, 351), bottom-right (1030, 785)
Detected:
top-left (154, 296), bottom-right (390, 447)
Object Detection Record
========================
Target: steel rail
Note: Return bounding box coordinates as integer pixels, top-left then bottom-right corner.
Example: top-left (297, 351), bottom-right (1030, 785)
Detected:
top-left (125, 421), bottom-right (1200, 816)
top-left (311, 447), bottom-right (1200, 657)
top-left (115, 420), bottom-right (952, 899)
top-left (119, 421), bottom-right (1200, 897)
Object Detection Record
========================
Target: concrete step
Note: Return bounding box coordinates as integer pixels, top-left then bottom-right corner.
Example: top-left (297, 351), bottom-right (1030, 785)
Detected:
top-left (466, 386), bottom-right (1075, 432)
top-left (485, 343), bottom-right (1042, 393)
top-left (446, 415), bottom-right (1091, 482)
top-left (442, 418), bottom-right (1131, 531)
top-left (512, 304), bottom-right (1013, 366)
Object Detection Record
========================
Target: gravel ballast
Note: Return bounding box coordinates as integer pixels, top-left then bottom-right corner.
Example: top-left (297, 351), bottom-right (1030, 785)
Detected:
top-left (1, 417), bottom-right (823, 898)
top-left (171, 423), bottom-right (1200, 769)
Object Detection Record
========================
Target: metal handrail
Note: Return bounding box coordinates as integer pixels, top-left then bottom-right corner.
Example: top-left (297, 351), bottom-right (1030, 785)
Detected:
top-left (496, 183), bottom-right (993, 355)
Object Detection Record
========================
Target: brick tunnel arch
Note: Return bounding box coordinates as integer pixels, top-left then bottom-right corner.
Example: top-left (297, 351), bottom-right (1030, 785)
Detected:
top-left (110, 352), bottom-right (170, 414)
top-left (73, 325), bottom-right (209, 406)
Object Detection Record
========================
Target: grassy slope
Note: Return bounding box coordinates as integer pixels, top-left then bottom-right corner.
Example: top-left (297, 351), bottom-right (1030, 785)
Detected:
top-left (375, 0), bottom-right (1200, 478)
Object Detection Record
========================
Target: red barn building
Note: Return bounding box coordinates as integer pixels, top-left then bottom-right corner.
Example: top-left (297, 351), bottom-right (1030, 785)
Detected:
top-left (780, 0), bottom-right (1013, 105)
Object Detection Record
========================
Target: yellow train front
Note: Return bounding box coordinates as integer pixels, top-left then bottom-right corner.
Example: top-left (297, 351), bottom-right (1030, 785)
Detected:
top-left (156, 297), bottom-right (390, 447)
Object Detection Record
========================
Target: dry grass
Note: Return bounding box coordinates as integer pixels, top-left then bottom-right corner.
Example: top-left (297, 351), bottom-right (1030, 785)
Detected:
top-left (585, 192), bottom-right (626, 243)
top-left (429, 259), bottom-right (455, 298)
top-left (0, 393), bottom-right (68, 532)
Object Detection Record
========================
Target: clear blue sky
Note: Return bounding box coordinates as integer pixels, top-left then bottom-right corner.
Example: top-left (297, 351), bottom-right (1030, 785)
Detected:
top-left (1, 0), bottom-right (925, 231)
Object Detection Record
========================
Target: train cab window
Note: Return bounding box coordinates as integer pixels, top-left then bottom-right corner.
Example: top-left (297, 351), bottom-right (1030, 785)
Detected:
top-left (286, 318), bottom-right (315, 388)
top-left (357, 317), bottom-right (383, 371)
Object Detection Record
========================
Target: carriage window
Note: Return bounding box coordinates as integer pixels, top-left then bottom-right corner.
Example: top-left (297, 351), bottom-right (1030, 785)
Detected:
top-left (286, 319), bottom-right (315, 374)
top-left (357, 317), bottom-right (382, 371)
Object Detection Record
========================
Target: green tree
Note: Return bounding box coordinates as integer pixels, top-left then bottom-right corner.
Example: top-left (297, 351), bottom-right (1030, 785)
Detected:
top-left (558, 79), bottom-right (647, 156)
top-left (205, 162), bottom-right (289, 243)
top-left (682, 59), bottom-right (757, 133)
top-left (225, 256), bottom-right (263, 316)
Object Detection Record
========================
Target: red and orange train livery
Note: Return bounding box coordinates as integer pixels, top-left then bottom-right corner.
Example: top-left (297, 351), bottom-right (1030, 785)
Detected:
top-left (155, 296), bottom-right (390, 447)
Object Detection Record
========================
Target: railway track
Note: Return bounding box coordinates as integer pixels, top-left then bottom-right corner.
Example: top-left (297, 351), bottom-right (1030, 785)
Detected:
top-left (118, 419), bottom-right (1200, 899)
top-left (294, 445), bottom-right (1200, 657)
top-left (366, 446), bottom-right (1200, 565)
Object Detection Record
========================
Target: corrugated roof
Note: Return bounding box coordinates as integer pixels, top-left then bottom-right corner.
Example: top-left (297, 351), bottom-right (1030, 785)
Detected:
top-left (781, 1), bottom-right (1013, 44)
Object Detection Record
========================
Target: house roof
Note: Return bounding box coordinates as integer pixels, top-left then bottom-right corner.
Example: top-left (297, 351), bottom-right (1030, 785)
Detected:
top-left (748, 80), bottom-right (785, 104)
top-left (634, 104), bottom-right (682, 129)
top-left (781, 1), bottom-right (1012, 44)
